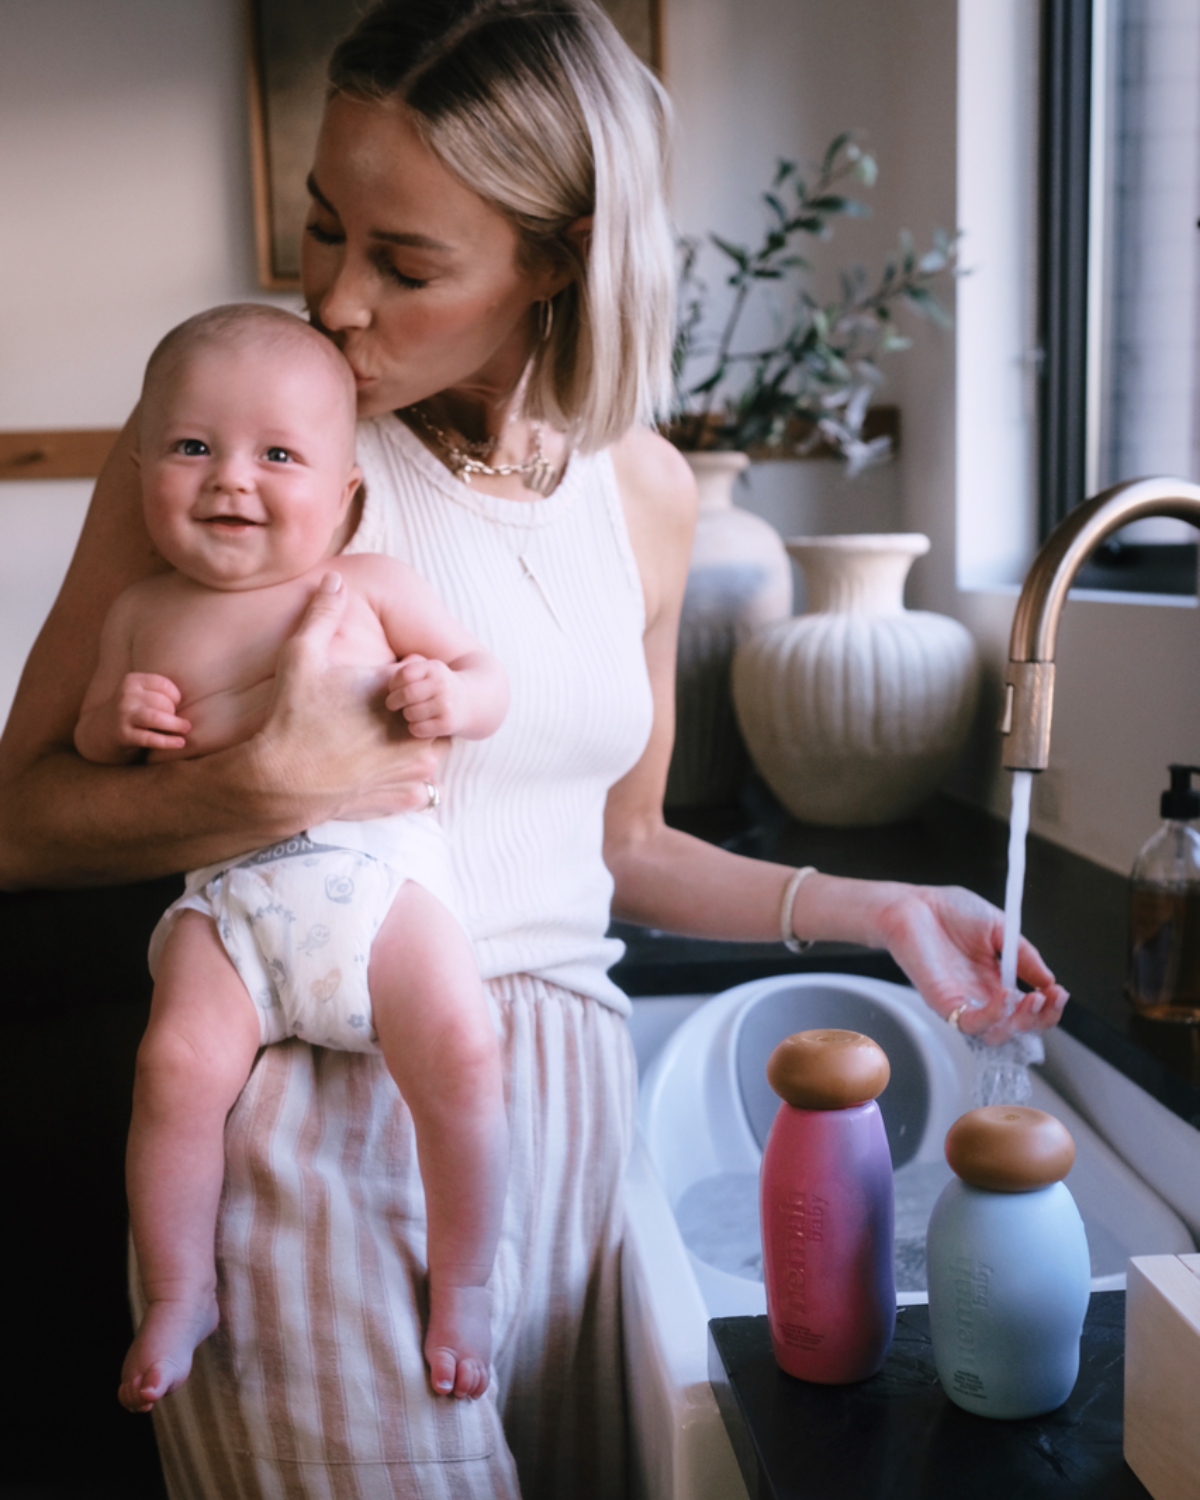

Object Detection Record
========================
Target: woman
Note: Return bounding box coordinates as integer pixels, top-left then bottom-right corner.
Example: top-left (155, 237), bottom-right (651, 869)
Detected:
top-left (0, 2), bottom-right (1065, 1496)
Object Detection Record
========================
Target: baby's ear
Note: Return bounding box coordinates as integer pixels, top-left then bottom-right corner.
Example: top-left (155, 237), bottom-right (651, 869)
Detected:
top-left (340, 464), bottom-right (364, 514)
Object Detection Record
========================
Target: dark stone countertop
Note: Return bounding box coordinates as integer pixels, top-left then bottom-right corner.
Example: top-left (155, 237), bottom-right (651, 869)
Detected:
top-left (610, 790), bottom-right (1200, 1131)
top-left (708, 1293), bottom-right (1148, 1500)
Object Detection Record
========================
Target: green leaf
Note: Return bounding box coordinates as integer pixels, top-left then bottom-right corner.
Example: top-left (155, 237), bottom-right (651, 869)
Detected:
top-left (787, 215), bottom-right (831, 235)
top-left (807, 194), bottom-right (870, 217)
top-left (710, 233), bottom-right (750, 268)
top-left (821, 131), bottom-right (854, 176)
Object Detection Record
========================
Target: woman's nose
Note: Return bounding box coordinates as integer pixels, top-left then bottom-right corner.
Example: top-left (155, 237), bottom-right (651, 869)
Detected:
top-left (311, 253), bottom-right (372, 333)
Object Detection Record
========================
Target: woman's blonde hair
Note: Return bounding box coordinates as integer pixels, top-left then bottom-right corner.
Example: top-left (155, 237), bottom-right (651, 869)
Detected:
top-left (328, 0), bottom-right (675, 452)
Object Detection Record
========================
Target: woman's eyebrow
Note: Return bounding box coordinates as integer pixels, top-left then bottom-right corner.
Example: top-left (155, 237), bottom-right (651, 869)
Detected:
top-left (306, 172), bottom-right (451, 252)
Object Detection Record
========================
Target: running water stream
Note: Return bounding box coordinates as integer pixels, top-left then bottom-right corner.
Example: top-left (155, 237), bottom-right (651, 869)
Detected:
top-left (968, 769), bottom-right (1043, 1105)
top-left (1001, 770), bottom-right (1034, 990)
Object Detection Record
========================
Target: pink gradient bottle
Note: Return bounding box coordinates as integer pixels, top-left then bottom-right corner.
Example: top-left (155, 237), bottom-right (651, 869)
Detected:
top-left (760, 1029), bottom-right (895, 1383)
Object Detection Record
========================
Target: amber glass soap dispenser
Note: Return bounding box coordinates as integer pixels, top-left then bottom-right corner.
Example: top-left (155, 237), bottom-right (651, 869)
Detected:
top-left (1127, 763), bottom-right (1200, 1083)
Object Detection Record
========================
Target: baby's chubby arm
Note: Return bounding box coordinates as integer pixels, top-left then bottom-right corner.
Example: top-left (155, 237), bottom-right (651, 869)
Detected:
top-left (343, 557), bottom-right (508, 742)
top-left (73, 588), bottom-right (192, 764)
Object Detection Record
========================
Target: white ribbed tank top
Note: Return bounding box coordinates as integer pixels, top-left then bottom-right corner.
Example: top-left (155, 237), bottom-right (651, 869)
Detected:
top-left (346, 415), bottom-right (653, 1014)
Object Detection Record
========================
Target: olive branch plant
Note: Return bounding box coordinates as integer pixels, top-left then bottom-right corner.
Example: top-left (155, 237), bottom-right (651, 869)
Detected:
top-left (667, 133), bottom-right (959, 476)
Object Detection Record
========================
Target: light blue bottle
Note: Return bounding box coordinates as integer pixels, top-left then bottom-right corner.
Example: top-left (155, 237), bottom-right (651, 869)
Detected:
top-left (926, 1105), bottom-right (1090, 1420)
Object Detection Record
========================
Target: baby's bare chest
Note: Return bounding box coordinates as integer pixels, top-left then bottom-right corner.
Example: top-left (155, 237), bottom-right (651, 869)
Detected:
top-left (132, 577), bottom-right (394, 756)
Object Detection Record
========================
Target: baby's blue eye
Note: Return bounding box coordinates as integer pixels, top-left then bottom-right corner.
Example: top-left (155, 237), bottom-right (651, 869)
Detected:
top-left (178, 438), bottom-right (209, 457)
top-left (265, 447), bottom-right (293, 463)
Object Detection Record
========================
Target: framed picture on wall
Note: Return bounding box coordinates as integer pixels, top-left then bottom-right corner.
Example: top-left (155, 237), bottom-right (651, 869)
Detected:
top-left (247, 0), bottom-right (664, 290)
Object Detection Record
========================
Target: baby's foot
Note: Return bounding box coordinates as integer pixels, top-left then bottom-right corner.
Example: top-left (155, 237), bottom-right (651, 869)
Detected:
top-left (119, 1292), bottom-right (219, 1413)
top-left (425, 1284), bottom-right (492, 1400)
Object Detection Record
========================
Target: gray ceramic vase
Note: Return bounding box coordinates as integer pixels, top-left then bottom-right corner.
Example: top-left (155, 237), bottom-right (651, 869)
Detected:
top-left (666, 452), bottom-right (793, 808)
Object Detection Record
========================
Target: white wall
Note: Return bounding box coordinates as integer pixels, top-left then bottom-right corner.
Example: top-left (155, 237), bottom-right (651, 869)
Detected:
top-left (0, 0), bottom-right (296, 722)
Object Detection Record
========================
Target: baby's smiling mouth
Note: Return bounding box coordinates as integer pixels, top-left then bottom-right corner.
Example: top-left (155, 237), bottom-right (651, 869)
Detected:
top-left (201, 515), bottom-right (263, 529)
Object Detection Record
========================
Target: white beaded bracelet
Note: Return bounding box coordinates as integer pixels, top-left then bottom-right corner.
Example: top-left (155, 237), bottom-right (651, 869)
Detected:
top-left (780, 865), bottom-right (818, 954)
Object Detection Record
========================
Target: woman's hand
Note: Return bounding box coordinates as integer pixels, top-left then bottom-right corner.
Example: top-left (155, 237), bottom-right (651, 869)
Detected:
top-left (250, 572), bottom-right (444, 822)
top-left (868, 881), bottom-right (1068, 1044)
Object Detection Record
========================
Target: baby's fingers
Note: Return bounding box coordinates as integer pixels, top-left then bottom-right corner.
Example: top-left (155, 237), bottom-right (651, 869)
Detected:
top-left (386, 679), bottom-right (437, 713)
top-left (127, 702), bottom-right (191, 745)
top-left (127, 673), bottom-right (185, 706)
top-left (126, 727), bottom-right (190, 751)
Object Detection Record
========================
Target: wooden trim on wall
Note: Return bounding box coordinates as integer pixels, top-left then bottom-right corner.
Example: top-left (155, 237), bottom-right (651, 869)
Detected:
top-left (0, 429), bottom-right (120, 481)
top-left (0, 405), bottom-right (897, 482)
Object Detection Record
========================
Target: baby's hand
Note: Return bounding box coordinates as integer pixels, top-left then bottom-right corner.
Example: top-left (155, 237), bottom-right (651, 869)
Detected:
top-left (386, 656), bottom-right (466, 738)
top-left (112, 673), bottom-right (191, 752)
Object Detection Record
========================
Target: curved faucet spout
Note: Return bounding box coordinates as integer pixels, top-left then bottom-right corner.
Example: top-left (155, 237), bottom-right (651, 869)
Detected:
top-left (1000, 476), bottom-right (1200, 771)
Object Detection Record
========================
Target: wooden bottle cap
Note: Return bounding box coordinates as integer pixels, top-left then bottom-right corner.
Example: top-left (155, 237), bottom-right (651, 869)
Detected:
top-left (766, 1029), bottom-right (891, 1110)
top-left (945, 1106), bottom-right (1075, 1191)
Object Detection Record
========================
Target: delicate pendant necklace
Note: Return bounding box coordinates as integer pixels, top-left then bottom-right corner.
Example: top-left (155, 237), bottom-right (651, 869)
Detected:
top-left (405, 403), bottom-right (557, 495)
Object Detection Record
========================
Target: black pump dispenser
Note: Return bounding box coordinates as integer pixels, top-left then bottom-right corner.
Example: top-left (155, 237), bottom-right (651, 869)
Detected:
top-left (1161, 764), bottom-right (1200, 821)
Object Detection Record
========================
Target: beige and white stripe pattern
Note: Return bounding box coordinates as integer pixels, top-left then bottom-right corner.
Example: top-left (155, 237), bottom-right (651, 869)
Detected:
top-left (147, 976), bottom-right (638, 1499)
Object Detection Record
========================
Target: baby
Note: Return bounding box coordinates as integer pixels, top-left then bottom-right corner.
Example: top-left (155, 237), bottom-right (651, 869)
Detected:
top-left (75, 304), bottom-right (510, 1414)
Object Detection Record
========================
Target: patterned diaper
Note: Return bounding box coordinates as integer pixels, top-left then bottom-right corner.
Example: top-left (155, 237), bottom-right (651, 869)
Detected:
top-left (149, 817), bottom-right (458, 1053)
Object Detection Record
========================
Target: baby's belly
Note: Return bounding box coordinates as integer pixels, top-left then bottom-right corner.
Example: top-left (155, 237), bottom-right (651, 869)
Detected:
top-left (147, 678), bottom-right (276, 763)
top-left (145, 661), bottom-right (398, 764)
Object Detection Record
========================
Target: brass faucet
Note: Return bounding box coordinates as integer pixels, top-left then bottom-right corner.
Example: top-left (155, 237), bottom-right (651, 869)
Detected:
top-left (999, 476), bottom-right (1200, 771)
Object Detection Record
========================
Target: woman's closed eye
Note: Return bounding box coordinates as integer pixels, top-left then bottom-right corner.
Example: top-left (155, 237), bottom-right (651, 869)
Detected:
top-left (306, 219), bottom-right (344, 248)
top-left (305, 219), bottom-right (428, 290)
top-left (371, 252), bottom-right (429, 291)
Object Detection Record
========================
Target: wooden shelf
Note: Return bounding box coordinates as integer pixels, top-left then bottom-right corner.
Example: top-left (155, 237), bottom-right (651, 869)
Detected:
top-left (0, 428), bottom-right (120, 481)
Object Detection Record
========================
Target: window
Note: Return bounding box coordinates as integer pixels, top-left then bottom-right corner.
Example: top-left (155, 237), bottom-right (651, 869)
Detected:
top-left (1040, 0), bottom-right (1200, 594)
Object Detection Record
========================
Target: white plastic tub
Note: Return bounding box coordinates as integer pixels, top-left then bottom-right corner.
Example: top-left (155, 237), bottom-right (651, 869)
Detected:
top-left (622, 974), bottom-right (1196, 1500)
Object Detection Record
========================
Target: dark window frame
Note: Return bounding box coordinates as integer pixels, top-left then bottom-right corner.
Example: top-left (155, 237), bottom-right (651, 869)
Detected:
top-left (1037, 0), bottom-right (1198, 595)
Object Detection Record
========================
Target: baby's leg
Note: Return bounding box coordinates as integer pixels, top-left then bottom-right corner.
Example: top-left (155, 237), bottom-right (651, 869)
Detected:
top-left (369, 884), bottom-right (508, 1401)
top-left (120, 911), bottom-right (262, 1414)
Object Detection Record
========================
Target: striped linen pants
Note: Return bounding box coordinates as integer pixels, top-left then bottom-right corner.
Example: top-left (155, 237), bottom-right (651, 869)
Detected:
top-left (143, 975), bottom-right (638, 1500)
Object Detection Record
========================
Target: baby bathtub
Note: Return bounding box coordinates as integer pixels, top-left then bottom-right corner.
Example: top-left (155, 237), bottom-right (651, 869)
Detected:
top-left (622, 973), bottom-right (1196, 1500)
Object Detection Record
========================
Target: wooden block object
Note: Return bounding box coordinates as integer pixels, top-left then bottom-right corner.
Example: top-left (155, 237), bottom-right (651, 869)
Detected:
top-left (0, 429), bottom-right (120, 481)
top-left (1125, 1253), bottom-right (1200, 1500)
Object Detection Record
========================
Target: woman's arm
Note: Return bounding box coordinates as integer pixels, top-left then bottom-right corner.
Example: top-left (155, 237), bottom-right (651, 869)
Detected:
top-left (0, 414), bottom-right (439, 891)
top-left (604, 428), bottom-right (1066, 1041)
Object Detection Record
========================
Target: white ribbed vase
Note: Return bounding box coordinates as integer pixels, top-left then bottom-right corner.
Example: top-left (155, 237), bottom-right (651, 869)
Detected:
top-left (666, 451), bottom-right (793, 807)
top-left (732, 534), bottom-right (979, 826)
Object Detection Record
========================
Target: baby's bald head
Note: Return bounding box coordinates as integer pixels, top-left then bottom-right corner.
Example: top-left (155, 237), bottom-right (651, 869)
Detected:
top-left (139, 304), bottom-right (357, 462)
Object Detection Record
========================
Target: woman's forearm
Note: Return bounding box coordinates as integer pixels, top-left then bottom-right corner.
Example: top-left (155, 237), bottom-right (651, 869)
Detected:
top-left (0, 739), bottom-right (312, 890)
top-left (606, 817), bottom-right (1068, 1043)
top-left (605, 821), bottom-right (895, 949)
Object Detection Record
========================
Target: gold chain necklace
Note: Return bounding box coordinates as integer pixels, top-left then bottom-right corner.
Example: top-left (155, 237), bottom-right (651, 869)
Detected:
top-left (405, 403), bottom-right (556, 495)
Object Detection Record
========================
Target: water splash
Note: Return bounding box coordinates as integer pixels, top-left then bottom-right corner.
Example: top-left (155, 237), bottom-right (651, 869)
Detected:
top-left (969, 769), bottom-right (1043, 1105)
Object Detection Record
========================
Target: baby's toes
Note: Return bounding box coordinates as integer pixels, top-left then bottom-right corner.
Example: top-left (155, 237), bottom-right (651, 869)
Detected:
top-left (454, 1357), bottom-right (489, 1400)
top-left (427, 1346), bottom-right (458, 1396)
top-left (118, 1372), bottom-right (149, 1414)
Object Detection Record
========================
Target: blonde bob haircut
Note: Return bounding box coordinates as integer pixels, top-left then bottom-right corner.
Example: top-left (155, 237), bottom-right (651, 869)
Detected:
top-left (328, 0), bottom-right (675, 453)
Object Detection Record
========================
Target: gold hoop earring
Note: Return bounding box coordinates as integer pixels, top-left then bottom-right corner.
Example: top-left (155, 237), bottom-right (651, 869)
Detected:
top-left (538, 297), bottom-right (554, 342)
